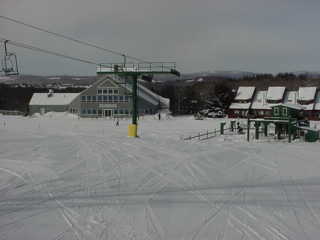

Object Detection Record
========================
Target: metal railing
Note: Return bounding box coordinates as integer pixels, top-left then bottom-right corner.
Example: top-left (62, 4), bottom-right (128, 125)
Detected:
top-left (0, 110), bottom-right (24, 116)
top-left (183, 125), bottom-right (253, 141)
top-left (97, 62), bottom-right (177, 74)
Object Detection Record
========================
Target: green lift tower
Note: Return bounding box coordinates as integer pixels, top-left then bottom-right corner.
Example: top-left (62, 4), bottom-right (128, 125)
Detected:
top-left (96, 62), bottom-right (180, 137)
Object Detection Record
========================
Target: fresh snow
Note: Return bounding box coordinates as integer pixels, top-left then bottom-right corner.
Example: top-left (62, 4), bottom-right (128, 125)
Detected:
top-left (229, 102), bottom-right (251, 110)
top-left (29, 93), bottom-right (80, 106)
top-left (266, 87), bottom-right (286, 101)
top-left (234, 86), bottom-right (255, 100)
top-left (298, 87), bottom-right (317, 101)
top-left (1, 114), bottom-right (320, 240)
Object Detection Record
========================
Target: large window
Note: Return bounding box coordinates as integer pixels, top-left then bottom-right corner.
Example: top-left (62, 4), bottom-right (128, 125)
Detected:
top-left (125, 96), bottom-right (129, 102)
top-left (92, 96), bottom-right (96, 102)
top-left (108, 96), bottom-right (113, 102)
top-left (81, 96), bottom-right (86, 102)
top-left (114, 96), bottom-right (118, 102)
top-left (87, 96), bottom-right (91, 102)
top-left (103, 96), bottom-right (108, 102)
top-left (119, 96), bottom-right (124, 102)
top-left (98, 95), bottom-right (102, 101)
top-left (92, 109), bottom-right (97, 115)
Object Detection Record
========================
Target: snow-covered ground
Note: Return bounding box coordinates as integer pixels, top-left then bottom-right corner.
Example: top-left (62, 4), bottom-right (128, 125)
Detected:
top-left (0, 113), bottom-right (320, 240)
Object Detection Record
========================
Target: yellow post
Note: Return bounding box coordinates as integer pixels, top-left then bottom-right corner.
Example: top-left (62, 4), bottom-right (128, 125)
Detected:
top-left (128, 124), bottom-right (138, 137)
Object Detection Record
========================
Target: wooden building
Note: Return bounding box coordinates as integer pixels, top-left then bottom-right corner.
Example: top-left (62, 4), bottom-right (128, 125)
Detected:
top-left (228, 86), bottom-right (255, 118)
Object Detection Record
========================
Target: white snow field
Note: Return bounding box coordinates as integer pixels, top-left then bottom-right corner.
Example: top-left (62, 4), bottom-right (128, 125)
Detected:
top-left (0, 113), bottom-right (320, 240)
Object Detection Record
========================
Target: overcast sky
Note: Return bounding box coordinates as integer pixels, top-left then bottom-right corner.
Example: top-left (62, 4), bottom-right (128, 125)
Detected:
top-left (1, 0), bottom-right (320, 75)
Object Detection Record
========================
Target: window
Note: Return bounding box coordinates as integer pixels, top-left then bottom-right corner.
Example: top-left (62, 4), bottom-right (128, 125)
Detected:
top-left (92, 109), bottom-right (97, 115)
top-left (114, 89), bottom-right (119, 95)
top-left (103, 89), bottom-right (108, 94)
top-left (103, 96), bottom-right (108, 102)
top-left (98, 95), bottom-right (102, 101)
top-left (274, 107), bottom-right (279, 116)
top-left (92, 96), bottom-right (96, 102)
top-left (114, 96), bottom-right (118, 102)
top-left (87, 109), bottom-right (92, 114)
top-left (98, 109), bottom-right (102, 115)
top-left (108, 96), bottom-right (113, 102)
top-left (81, 96), bottom-right (86, 102)
top-left (125, 96), bottom-right (129, 102)
top-left (108, 89), bottom-right (113, 94)
top-left (87, 96), bottom-right (91, 102)
top-left (282, 107), bottom-right (287, 116)
top-left (119, 109), bottom-right (123, 114)
top-left (125, 109), bottom-right (129, 115)
top-left (82, 109), bottom-right (86, 114)
top-left (114, 109), bottom-right (118, 115)
top-left (97, 89), bottom-right (103, 95)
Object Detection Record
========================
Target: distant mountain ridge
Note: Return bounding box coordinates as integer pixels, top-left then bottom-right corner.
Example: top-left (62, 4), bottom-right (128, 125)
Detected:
top-left (0, 75), bottom-right (96, 87)
top-left (1, 70), bottom-right (320, 87)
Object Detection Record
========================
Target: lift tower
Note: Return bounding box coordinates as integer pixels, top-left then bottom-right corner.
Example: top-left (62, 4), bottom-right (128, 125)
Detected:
top-left (96, 62), bottom-right (180, 137)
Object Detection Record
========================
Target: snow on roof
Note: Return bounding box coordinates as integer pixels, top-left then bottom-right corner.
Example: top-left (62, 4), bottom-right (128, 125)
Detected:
top-left (298, 87), bottom-right (317, 101)
top-left (234, 87), bottom-right (255, 100)
top-left (251, 91), bottom-right (270, 110)
top-left (266, 87), bottom-right (286, 101)
top-left (283, 91), bottom-right (297, 105)
top-left (138, 83), bottom-right (170, 108)
top-left (315, 91), bottom-right (320, 110)
top-left (29, 93), bottom-right (80, 106)
top-left (272, 103), bottom-right (305, 110)
top-left (229, 102), bottom-right (251, 109)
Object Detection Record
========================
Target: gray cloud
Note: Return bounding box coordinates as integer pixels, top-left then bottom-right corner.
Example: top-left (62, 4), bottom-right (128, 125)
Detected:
top-left (1, 0), bottom-right (320, 75)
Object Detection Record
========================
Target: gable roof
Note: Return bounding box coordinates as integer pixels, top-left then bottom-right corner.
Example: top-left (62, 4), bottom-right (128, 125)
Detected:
top-left (266, 87), bottom-right (286, 101)
top-left (314, 91), bottom-right (320, 110)
top-left (298, 87), bottom-right (317, 101)
top-left (251, 91), bottom-right (269, 109)
top-left (30, 93), bottom-right (80, 106)
top-left (234, 86), bottom-right (255, 101)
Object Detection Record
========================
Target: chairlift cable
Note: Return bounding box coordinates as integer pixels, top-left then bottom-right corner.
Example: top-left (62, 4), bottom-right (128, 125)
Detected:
top-left (0, 38), bottom-right (98, 65)
top-left (0, 15), bottom-right (151, 63)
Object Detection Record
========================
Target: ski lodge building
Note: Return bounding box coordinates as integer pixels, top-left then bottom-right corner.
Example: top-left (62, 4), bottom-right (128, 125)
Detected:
top-left (29, 75), bottom-right (169, 117)
top-left (228, 86), bottom-right (320, 120)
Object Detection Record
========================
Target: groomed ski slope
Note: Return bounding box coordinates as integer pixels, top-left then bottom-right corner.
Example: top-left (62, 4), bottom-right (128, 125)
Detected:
top-left (0, 113), bottom-right (320, 240)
